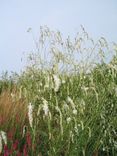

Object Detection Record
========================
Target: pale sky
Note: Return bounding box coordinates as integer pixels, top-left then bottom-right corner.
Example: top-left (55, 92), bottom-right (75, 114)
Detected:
top-left (0, 0), bottom-right (117, 74)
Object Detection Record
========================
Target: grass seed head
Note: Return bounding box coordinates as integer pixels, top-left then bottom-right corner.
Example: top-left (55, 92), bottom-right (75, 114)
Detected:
top-left (28, 103), bottom-right (34, 128)
top-left (42, 98), bottom-right (49, 116)
top-left (53, 74), bottom-right (61, 92)
top-left (66, 96), bottom-right (75, 109)
top-left (0, 131), bottom-right (7, 145)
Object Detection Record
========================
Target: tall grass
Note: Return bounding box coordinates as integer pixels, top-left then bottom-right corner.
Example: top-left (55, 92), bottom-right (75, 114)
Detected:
top-left (0, 26), bottom-right (117, 155)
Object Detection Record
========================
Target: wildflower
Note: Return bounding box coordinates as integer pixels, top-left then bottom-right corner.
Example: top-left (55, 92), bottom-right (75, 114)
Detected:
top-left (23, 144), bottom-right (28, 156)
top-left (4, 144), bottom-right (9, 156)
top-left (17, 151), bottom-right (22, 156)
top-left (3, 144), bottom-right (12, 155)
top-left (12, 140), bottom-right (19, 150)
top-left (28, 103), bottom-right (34, 128)
top-left (42, 98), bottom-right (49, 116)
top-left (7, 129), bottom-right (14, 140)
top-left (26, 132), bottom-right (31, 147)
top-left (53, 74), bottom-right (61, 92)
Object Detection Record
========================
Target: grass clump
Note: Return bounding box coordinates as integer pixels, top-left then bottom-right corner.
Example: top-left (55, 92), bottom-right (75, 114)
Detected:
top-left (0, 26), bottom-right (117, 156)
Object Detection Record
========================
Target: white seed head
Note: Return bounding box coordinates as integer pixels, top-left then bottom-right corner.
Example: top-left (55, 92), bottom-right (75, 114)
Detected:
top-left (42, 98), bottom-right (49, 116)
top-left (66, 96), bottom-right (75, 109)
top-left (53, 74), bottom-right (61, 92)
top-left (45, 75), bottom-right (50, 89)
top-left (73, 109), bottom-right (77, 115)
top-left (0, 131), bottom-right (7, 145)
top-left (39, 82), bottom-right (43, 87)
top-left (67, 117), bottom-right (71, 123)
top-left (11, 93), bottom-right (15, 101)
top-left (28, 103), bottom-right (34, 128)
top-left (74, 126), bottom-right (78, 133)
top-left (62, 79), bottom-right (65, 84)
top-left (63, 102), bottom-right (69, 111)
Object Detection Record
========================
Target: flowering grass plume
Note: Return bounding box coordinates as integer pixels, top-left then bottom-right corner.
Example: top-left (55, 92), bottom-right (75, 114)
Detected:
top-left (53, 74), bottom-right (61, 92)
top-left (0, 131), bottom-right (7, 154)
top-left (66, 96), bottom-right (75, 109)
top-left (28, 103), bottom-right (34, 128)
top-left (42, 98), bottom-right (49, 116)
top-left (0, 131), bottom-right (7, 145)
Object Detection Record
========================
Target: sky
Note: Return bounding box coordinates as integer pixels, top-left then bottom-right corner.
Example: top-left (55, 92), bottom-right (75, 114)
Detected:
top-left (0, 0), bottom-right (117, 74)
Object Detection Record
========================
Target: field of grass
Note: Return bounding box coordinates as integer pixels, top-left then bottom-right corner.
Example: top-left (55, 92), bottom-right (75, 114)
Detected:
top-left (0, 27), bottom-right (117, 156)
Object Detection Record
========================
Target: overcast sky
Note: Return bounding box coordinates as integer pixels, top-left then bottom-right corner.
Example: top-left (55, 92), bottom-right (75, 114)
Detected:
top-left (0, 0), bottom-right (117, 74)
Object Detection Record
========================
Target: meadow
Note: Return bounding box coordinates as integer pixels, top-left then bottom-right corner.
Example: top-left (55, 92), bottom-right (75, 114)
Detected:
top-left (0, 26), bottom-right (117, 156)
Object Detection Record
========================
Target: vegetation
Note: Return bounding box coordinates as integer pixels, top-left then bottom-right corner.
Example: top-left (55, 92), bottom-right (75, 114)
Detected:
top-left (0, 26), bottom-right (117, 156)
